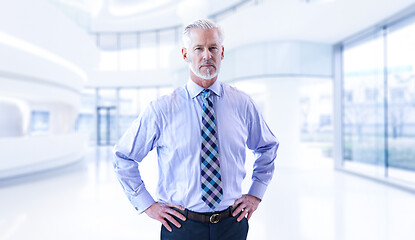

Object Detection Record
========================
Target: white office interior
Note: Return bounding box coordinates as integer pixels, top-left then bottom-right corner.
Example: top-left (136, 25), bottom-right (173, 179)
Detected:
top-left (1, 0), bottom-right (415, 239)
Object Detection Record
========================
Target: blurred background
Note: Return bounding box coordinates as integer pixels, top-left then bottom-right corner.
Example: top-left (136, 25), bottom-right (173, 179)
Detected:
top-left (1, 0), bottom-right (415, 239)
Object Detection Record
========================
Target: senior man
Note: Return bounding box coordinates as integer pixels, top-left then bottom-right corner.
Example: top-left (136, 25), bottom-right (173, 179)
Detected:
top-left (113, 19), bottom-right (279, 240)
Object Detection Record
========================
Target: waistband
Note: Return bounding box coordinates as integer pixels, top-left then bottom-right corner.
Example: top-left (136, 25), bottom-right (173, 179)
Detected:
top-left (173, 207), bottom-right (233, 224)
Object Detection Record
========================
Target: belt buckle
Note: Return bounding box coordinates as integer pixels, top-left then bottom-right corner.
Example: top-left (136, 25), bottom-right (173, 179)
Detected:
top-left (210, 213), bottom-right (220, 224)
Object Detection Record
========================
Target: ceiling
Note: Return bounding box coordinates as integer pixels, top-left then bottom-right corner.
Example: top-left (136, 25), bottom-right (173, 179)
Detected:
top-left (51, 0), bottom-right (415, 44)
top-left (50, 0), bottom-right (246, 32)
top-left (220, 0), bottom-right (415, 48)
top-left (91, 0), bottom-right (246, 32)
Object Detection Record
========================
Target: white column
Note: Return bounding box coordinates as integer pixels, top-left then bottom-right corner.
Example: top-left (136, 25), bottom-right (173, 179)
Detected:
top-left (232, 76), bottom-right (302, 168)
top-left (262, 77), bottom-right (301, 168)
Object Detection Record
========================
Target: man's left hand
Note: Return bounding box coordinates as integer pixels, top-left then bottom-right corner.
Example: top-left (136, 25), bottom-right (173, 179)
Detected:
top-left (231, 194), bottom-right (261, 222)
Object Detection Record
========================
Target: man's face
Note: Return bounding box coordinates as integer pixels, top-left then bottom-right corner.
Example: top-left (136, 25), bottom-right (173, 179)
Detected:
top-left (183, 28), bottom-right (224, 81)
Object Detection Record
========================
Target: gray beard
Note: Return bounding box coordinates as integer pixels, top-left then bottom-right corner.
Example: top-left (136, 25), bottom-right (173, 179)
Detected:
top-left (189, 61), bottom-right (219, 80)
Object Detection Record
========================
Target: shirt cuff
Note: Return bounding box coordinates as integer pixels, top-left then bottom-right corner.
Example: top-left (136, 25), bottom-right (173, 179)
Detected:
top-left (248, 180), bottom-right (268, 200)
top-left (131, 189), bottom-right (156, 214)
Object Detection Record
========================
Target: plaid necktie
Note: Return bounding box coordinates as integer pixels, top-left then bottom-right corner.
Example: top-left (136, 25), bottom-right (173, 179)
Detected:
top-left (200, 89), bottom-right (223, 209)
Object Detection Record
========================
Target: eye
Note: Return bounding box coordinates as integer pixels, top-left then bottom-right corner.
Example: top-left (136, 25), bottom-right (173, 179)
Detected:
top-left (194, 47), bottom-right (202, 51)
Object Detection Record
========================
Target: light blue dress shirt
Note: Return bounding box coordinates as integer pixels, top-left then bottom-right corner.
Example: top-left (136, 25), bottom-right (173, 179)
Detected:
top-left (113, 79), bottom-right (279, 214)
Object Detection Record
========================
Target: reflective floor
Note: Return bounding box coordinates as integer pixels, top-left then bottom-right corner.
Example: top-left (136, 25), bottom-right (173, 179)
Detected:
top-left (1, 144), bottom-right (415, 240)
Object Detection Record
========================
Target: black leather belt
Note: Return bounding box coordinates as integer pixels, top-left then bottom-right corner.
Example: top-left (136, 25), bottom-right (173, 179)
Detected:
top-left (173, 207), bottom-right (233, 224)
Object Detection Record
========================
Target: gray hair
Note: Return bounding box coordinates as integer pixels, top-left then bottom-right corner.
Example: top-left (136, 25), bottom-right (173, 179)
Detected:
top-left (182, 19), bottom-right (224, 48)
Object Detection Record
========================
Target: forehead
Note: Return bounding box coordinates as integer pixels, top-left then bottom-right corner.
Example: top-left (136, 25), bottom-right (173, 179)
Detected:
top-left (188, 28), bottom-right (221, 46)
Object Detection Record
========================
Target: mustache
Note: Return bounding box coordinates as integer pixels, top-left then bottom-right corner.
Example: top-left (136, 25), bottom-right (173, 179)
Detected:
top-left (199, 60), bottom-right (216, 67)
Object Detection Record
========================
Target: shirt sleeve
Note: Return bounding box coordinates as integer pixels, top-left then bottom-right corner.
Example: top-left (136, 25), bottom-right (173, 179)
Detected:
top-left (112, 103), bottom-right (160, 214)
top-left (245, 98), bottom-right (279, 200)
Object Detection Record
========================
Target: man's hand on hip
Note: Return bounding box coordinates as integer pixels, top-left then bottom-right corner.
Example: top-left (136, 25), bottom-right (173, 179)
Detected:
top-left (144, 202), bottom-right (186, 232)
top-left (231, 194), bottom-right (261, 222)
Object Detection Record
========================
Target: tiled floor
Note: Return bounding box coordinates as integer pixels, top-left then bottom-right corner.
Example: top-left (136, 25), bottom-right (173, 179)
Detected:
top-left (1, 144), bottom-right (415, 240)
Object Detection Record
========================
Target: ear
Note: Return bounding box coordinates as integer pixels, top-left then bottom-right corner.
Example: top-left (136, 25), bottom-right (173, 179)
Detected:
top-left (182, 47), bottom-right (189, 62)
top-left (221, 45), bottom-right (225, 60)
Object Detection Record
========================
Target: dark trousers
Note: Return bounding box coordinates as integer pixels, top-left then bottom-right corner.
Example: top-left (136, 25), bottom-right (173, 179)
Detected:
top-left (160, 210), bottom-right (249, 240)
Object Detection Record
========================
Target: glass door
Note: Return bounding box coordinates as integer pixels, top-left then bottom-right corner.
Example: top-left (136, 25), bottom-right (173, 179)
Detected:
top-left (96, 106), bottom-right (116, 146)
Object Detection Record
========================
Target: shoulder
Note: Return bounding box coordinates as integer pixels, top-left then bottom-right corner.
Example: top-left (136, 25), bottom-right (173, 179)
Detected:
top-left (220, 82), bottom-right (255, 105)
top-left (220, 82), bottom-right (262, 121)
top-left (150, 85), bottom-right (188, 113)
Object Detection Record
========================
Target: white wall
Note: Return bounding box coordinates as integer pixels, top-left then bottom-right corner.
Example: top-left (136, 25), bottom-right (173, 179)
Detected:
top-left (233, 77), bottom-right (303, 167)
top-left (0, 99), bottom-right (28, 137)
top-left (0, 0), bottom-right (99, 178)
top-left (0, 133), bottom-right (88, 178)
top-left (0, 0), bottom-right (98, 71)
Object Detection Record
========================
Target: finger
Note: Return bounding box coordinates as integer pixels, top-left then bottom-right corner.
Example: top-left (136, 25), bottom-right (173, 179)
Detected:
top-left (232, 203), bottom-right (246, 217)
top-left (167, 208), bottom-right (187, 221)
top-left (166, 203), bottom-right (185, 211)
top-left (232, 204), bottom-right (244, 217)
top-left (232, 197), bottom-right (243, 208)
top-left (237, 210), bottom-right (247, 222)
top-left (161, 219), bottom-right (172, 232)
top-left (165, 214), bottom-right (182, 229)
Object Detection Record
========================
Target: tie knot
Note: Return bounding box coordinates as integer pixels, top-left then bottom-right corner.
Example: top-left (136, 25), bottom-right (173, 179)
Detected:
top-left (202, 89), bottom-right (211, 99)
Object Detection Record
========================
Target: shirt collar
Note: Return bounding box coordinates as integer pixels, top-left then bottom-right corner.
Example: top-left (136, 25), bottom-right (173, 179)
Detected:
top-left (186, 78), bottom-right (222, 99)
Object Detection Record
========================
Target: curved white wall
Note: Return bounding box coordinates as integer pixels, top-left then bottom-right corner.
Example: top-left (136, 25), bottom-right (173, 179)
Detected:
top-left (0, 133), bottom-right (87, 178)
top-left (0, 0), bottom-right (99, 178)
top-left (0, 99), bottom-right (28, 137)
top-left (0, 0), bottom-right (98, 71)
top-left (0, 68), bottom-right (85, 178)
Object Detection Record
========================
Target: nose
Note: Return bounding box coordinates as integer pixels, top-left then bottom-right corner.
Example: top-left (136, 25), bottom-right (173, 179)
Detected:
top-left (202, 48), bottom-right (212, 60)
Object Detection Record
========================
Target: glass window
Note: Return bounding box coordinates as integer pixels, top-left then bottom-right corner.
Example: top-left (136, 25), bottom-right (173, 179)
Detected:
top-left (299, 78), bottom-right (333, 144)
top-left (98, 33), bottom-right (117, 50)
top-left (387, 21), bottom-right (415, 182)
top-left (342, 33), bottom-right (386, 176)
top-left (118, 87), bottom-right (174, 140)
top-left (138, 88), bottom-right (159, 110)
top-left (138, 48), bottom-right (157, 70)
top-left (139, 32), bottom-right (157, 70)
top-left (75, 88), bottom-right (96, 143)
top-left (77, 86), bottom-right (174, 146)
top-left (98, 89), bottom-right (117, 107)
top-left (365, 88), bottom-right (379, 102)
top-left (119, 33), bottom-right (138, 49)
top-left (119, 89), bottom-right (140, 135)
top-left (159, 29), bottom-right (177, 69)
top-left (98, 50), bottom-right (118, 71)
top-left (120, 49), bottom-right (139, 71)
top-left (120, 33), bottom-right (139, 71)
top-left (320, 115), bottom-right (331, 127)
top-left (97, 89), bottom-right (117, 145)
top-left (30, 111), bottom-right (50, 134)
top-left (339, 14), bottom-right (415, 186)
top-left (344, 90), bottom-right (353, 103)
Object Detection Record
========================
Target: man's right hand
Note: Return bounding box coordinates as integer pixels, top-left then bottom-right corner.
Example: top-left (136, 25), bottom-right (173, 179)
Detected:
top-left (144, 202), bottom-right (187, 232)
